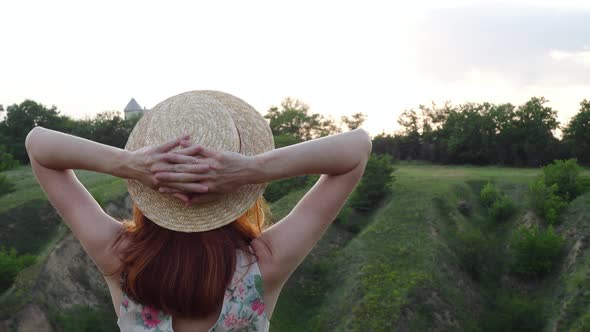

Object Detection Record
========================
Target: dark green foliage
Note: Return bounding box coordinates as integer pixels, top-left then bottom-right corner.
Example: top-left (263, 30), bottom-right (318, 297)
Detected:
top-left (578, 175), bottom-right (590, 195)
top-left (0, 145), bottom-right (18, 171)
top-left (334, 204), bottom-right (369, 234)
top-left (480, 182), bottom-right (500, 207)
top-left (374, 97), bottom-right (579, 166)
top-left (489, 194), bottom-right (516, 222)
top-left (264, 98), bottom-right (340, 141)
top-left (71, 111), bottom-right (140, 149)
top-left (0, 173), bottom-right (15, 197)
top-left (272, 133), bottom-right (303, 148)
top-left (264, 176), bottom-right (312, 203)
top-left (0, 100), bottom-right (140, 164)
top-left (340, 112), bottom-right (367, 131)
top-left (56, 305), bottom-right (118, 332)
top-left (510, 225), bottom-right (565, 279)
top-left (529, 175), bottom-right (568, 224)
top-left (482, 293), bottom-right (546, 332)
top-left (542, 159), bottom-right (583, 201)
top-left (0, 200), bottom-right (62, 254)
top-left (0, 247), bottom-right (36, 293)
top-left (349, 154), bottom-right (396, 212)
top-left (456, 228), bottom-right (492, 281)
top-left (562, 99), bottom-right (590, 164)
top-left (0, 100), bottom-right (73, 163)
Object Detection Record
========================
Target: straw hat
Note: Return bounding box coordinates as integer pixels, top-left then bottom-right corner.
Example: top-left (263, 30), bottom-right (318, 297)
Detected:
top-left (125, 90), bottom-right (274, 232)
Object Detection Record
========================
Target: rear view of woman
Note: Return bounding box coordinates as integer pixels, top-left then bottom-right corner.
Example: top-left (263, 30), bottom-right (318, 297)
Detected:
top-left (25, 90), bottom-right (372, 331)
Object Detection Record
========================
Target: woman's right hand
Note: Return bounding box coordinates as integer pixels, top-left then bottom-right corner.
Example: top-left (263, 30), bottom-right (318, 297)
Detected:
top-left (152, 141), bottom-right (258, 205)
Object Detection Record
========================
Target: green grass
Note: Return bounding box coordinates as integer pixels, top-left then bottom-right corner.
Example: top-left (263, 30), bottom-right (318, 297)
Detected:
top-left (270, 163), bottom-right (590, 331)
top-left (0, 166), bottom-right (127, 319)
top-left (0, 166), bottom-right (126, 213)
top-left (2, 163), bottom-right (590, 331)
top-left (0, 166), bottom-right (127, 254)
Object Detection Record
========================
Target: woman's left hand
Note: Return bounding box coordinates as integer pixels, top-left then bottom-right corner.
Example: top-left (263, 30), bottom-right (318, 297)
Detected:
top-left (128, 134), bottom-right (211, 195)
top-left (152, 140), bottom-right (256, 206)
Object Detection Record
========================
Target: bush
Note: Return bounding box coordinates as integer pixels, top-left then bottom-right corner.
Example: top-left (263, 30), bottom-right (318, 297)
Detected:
top-left (489, 194), bottom-right (516, 222)
top-left (483, 293), bottom-right (546, 332)
top-left (577, 175), bottom-right (590, 195)
top-left (456, 228), bottom-right (492, 281)
top-left (0, 247), bottom-right (36, 293)
top-left (529, 176), bottom-right (568, 224)
top-left (272, 134), bottom-right (303, 148)
top-left (0, 145), bottom-right (19, 171)
top-left (56, 305), bottom-right (118, 332)
top-left (264, 175), bottom-right (311, 203)
top-left (480, 182), bottom-right (500, 207)
top-left (542, 159), bottom-right (583, 201)
top-left (0, 173), bottom-right (15, 197)
top-left (510, 225), bottom-right (565, 279)
top-left (349, 154), bottom-right (396, 212)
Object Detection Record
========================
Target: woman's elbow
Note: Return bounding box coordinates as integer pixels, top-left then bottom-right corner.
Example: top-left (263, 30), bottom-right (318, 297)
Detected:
top-left (25, 126), bottom-right (45, 156)
top-left (354, 128), bottom-right (372, 160)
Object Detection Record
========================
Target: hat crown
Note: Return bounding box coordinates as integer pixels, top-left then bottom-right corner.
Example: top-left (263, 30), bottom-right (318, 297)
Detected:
top-left (126, 91), bottom-right (241, 155)
top-left (125, 90), bottom-right (274, 233)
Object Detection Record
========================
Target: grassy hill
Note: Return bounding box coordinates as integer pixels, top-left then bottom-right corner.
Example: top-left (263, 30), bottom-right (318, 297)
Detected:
top-left (1, 163), bottom-right (590, 331)
top-left (270, 163), bottom-right (590, 331)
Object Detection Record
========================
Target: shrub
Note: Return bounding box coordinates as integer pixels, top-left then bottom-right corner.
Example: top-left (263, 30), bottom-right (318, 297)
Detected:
top-left (480, 182), bottom-right (500, 207)
top-left (510, 225), bottom-right (565, 279)
top-left (349, 154), bottom-right (396, 212)
top-left (264, 176), bottom-right (310, 203)
top-left (0, 247), bottom-right (36, 293)
top-left (529, 176), bottom-right (568, 224)
top-left (542, 159), bottom-right (583, 201)
top-left (577, 175), bottom-right (590, 195)
top-left (0, 173), bottom-right (15, 197)
top-left (489, 194), bottom-right (516, 222)
top-left (483, 293), bottom-right (546, 332)
top-left (272, 134), bottom-right (303, 148)
top-left (0, 145), bottom-right (19, 171)
top-left (456, 228), bottom-right (492, 281)
top-left (56, 305), bottom-right (118, 332)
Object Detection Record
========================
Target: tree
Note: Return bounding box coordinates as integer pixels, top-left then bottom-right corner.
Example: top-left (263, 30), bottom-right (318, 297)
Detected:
top-left (71, 111), bottom-right (139, 148)
top-left (340, 112), bottom-right (367, 131)
top-left (0, 100), bottom-right (72, 163)
top-left (510, 97), bottom-right (560, 166)
top-left (562, 99), bottom-right (590, 164)
top-left (349, 154), bottom-right (396, 212)
top-left (264, 98), bottom-right (340, 142)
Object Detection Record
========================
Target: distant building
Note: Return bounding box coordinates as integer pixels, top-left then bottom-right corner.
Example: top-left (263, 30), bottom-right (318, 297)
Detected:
top-left (124, 98), bottom-right (148, 120)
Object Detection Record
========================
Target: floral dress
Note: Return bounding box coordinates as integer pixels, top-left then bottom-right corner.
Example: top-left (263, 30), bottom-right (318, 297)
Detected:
top-left (117, 248), bottom-right (270, 332)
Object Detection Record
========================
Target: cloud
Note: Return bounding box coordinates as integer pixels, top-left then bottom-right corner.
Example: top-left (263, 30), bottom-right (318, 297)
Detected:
top-left (416, 4), bottom-right (590, 85)
top-left (549, 48), bottom-right (590, 67)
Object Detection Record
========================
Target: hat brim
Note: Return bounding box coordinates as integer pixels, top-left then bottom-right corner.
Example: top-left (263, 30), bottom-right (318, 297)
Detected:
top-left (125, 90), bottom-right (274, 232)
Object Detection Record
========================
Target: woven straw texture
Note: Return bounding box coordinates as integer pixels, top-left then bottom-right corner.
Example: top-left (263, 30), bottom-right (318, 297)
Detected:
top-left (125, 90), bottom-right (274, 232)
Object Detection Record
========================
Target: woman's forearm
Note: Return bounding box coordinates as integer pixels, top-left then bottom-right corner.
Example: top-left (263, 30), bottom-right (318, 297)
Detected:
top-left (252, 128), bottom-right (372, 183)
top-left (25, 127), bottom-right (136, 178)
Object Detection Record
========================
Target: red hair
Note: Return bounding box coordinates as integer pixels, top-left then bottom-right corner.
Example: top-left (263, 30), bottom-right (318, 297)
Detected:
top-left (112, 196), bottom-right (270, 318)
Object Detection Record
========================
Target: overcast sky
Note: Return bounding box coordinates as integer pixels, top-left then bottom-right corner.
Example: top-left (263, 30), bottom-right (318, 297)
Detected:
top-left (1, 0), bottom-right (589, 135)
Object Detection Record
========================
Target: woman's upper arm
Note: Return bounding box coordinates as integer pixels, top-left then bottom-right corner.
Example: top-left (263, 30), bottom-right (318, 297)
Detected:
top-left (257, 158), bottom-right (367, 287)
top-left (29, 157), bottom-right (122, 274)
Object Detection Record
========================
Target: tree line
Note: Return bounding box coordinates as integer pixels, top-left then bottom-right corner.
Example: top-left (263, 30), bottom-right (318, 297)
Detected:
top-left (372, 97), bottom-right (590, 167)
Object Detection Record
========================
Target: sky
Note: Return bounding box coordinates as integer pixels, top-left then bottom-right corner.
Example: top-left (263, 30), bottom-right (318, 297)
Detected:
top-left (1, 0), bottom-right (589, 136)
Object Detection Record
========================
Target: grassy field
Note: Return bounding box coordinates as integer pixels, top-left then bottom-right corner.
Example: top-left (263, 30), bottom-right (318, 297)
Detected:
top-left (271, 163), bottom-right (590, 331)
top-left (2, 163), bottom-right (590, 331)
top-left (0, 166), bottom-right (127, 214)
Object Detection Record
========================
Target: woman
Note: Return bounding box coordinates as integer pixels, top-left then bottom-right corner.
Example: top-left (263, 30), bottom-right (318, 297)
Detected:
top-left (25, 91), bottom-right (371, 331)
